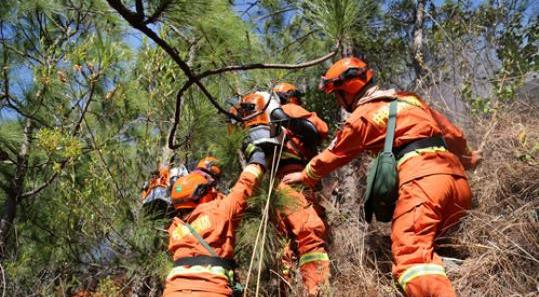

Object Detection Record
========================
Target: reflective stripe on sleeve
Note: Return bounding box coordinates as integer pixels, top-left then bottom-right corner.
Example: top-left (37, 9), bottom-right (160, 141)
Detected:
top-left (244, 164), bottom-right (263, 180)
top-left (398, 263), bottom-right (447, 291)
top-left (167, 265), bottom-right (234, 282)
top-left (305, 162), bottom-right (321, 181)
top-left (244, 143), bottom-right (257, 158)
top-left (299, 251), bottom-right (329, 266)
top-left (397, 146), bottom-right (448, 167)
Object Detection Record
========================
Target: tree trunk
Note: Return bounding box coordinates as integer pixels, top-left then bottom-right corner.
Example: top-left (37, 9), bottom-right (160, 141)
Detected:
top-left (412, 0), bottom-right (426, 88)
top-left (0, 119), bottom-right (32, 256)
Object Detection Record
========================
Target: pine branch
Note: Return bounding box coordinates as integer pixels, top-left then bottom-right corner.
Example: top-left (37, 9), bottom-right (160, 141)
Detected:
top-left (144, 0), bottom-right (172, 24)
top-left (21, 74), bottom-right (98, 199)
top-left (106, 0), bottom-right (239, 120)
top-left (106, 0), bottom-right (340, 150)
top-left (135, 0), bottom-right (144, 19)
top-left (166, 42), bottom-right (340, 149)
top-left (0, 149), bottom-right (8, 161)
top-left (167, 84), bottom-right (189, 150)
top-left (0, 119), bottom-right (32, 254)
top-left (197, 43), bottom-right (339, 77)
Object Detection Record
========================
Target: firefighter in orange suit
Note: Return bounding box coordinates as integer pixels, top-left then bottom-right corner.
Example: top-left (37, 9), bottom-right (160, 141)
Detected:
top-left (270, 83), bottom-right (331, 296)
top-left (162, 150), bottom-right (266, 297)
top-left (283, 57), bottom-right (481, 297)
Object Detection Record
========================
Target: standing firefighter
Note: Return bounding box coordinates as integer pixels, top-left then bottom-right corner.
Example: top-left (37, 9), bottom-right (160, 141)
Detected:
top-left (283, 57), bottom-right (481, 297)
top-left (163, 151), bottom-right (266, 297)
top-left (270, 83), bottom-right (331, 296)
top-left (231, 89), bottom-right (330, 296)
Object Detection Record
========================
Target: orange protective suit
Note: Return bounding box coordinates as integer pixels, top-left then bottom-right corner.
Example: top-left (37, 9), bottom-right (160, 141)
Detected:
top-left (276, 103), bottom-right (330, 296)
top-left (300, 88), bottom-right (478, 297)
top-left (162, 164), bottom-right (263, 297)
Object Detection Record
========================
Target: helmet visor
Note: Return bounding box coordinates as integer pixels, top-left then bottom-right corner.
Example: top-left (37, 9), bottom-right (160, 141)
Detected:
top-left (191, 183), bottom-right (210, 202)
top-left (319, 67), bottom-right (368, 94)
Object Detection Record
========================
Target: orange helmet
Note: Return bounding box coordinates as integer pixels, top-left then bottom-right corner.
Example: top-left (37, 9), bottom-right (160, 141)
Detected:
top-left (196, 156), bottom-right (221, 178)
top-left (238, 92), bottom-right (271, 128)
top-left (273, 82), bottom-right (303, 105)
top-left (171, 171), bottom-right (216, 210)
top-left (319, 57), bottom-right (374, 110)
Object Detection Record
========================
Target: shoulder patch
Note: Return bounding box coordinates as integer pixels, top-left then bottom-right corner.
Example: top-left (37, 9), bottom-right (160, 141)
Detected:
top-left (371, 100), bottom-right (417, 126)
top-left (171, 215), bottom-right (212, 241)
top-left (398, 95), bottom-right (423, 108)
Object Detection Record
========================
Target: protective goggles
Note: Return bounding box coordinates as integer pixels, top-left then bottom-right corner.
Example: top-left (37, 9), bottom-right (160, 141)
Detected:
top-left (276, 89), bottom-right (304, 100)
top-left (188, 170), bottom-right (215, 202)
top-left (190, 182), bottom-right (211, 202)
top-left (319, 67), bottom-right (368, 93)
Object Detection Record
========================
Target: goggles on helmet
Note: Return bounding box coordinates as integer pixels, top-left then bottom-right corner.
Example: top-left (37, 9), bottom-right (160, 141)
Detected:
top-left (319, 67), bottom-right (368, 93)
top-left (276, 89), bottom-right (304, 104)
top-left (190, 182), bottom-right (211, 202)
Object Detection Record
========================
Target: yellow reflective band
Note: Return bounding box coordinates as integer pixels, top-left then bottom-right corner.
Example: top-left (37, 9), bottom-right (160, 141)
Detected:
top-left (398, 264), bottom-right (447, 291)
top-left (244, 164), bottom-right (262, 180)
top-left (167, 265), bottom-right (234, 282)
top-left (299, 251), bottom-right (329, 266)
top-left (397, 146), bottom-right (448, 167)
top-left (305, 163), bottom-right (321, 180)
top-left (280, 151), bottom-right (302, 161)
top-left (245, 143), bottom-right (257, 158)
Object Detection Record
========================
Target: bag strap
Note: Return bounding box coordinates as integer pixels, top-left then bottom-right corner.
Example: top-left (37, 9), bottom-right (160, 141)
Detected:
top-left (184, 221), bottom-right (218, 257)
top-left (383, 100), bottom-right (398, 153)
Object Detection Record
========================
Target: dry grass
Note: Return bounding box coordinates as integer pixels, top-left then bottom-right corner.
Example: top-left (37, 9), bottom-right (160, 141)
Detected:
top-left (320, 103), bottom-right (539, 296)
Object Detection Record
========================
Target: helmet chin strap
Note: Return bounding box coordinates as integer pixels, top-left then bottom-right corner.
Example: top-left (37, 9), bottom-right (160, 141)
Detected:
top-left (178, 208), bottom-right (193, 220)
top-left (343, 96), bottom-right (355, 112)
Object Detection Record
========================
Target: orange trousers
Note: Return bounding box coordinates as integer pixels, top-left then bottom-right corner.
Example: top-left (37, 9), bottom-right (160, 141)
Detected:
top-left (391, 174), bottom-right (471, 297)
top-left (276, 178), bottom-right (329, 296)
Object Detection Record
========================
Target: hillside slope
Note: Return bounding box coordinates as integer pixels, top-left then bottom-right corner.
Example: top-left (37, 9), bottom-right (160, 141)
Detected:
top-left (324, 103), bottom-right (539, 297)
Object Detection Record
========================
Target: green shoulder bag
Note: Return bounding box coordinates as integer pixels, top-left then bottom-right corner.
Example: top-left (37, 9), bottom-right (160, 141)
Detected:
top-left (364, 100), bottom-right (399, 223)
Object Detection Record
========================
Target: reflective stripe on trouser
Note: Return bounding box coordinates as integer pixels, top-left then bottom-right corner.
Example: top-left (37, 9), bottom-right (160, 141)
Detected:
top-left (391, 174), bottom-right (471, 297)
top-left (299, 251), bottom-right (329, 266)
top-left (167, 265), bottom-right (234, 282)
top-left (398, 263), bottom-right (446, 291)
top-left (300, 255), bottom-right (330, 297)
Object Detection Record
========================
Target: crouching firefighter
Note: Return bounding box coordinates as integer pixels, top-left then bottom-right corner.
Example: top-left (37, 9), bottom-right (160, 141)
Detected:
top-left (231, 89), bottom-right (331, 296)
top-left (162, 150), bottom-right (266, 297)
top-left (283, 56), bottom-right (481, 297)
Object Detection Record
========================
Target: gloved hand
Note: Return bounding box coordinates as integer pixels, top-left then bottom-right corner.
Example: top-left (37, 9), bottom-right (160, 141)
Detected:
top-left (243, 136), bottom-right (266, 169)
